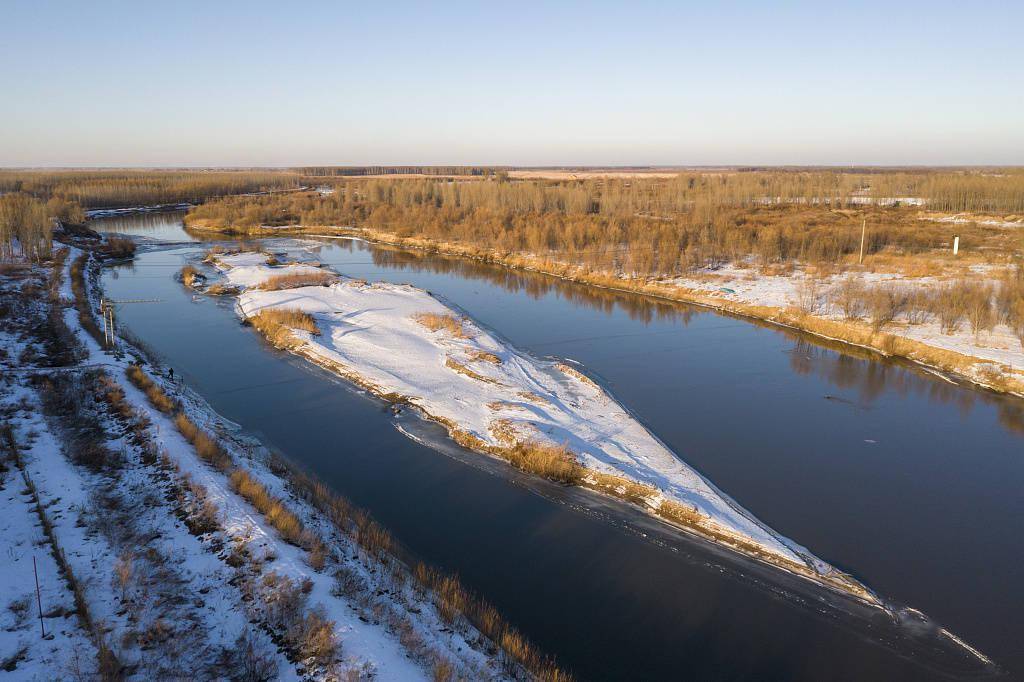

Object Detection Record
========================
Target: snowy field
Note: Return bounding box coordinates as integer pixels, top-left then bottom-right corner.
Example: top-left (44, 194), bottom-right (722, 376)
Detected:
top-left (666, 264), bottom-right (1024, 373)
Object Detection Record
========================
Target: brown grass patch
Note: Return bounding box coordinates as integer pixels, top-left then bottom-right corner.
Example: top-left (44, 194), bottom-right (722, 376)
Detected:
top-left (248, 308), bottom-right (319, 348)
top-left (586, 471), bottom-right (657, 505)
top-left (229, 469), bottom-right (306, 546)
top-left (174, 413), bottom-right (233, 472)
top-left (413, 312), bottom-right (470, 338)
top-left (125, 365), bottom-right (176, 413)
top-left (468, 349), bottom-right (502, 364)
top-left (256, 270), bottom-right (336, 291)
top-left (204, 282), bottom-right (240, 296)
top-left (179, 265), bottom-right (203, 288)
top-left (69, 254), bottom-right (106, 348)
top-left (556, 363), bottom-right (598, 388)
top-left (444, 356), bottom-right (500, 384)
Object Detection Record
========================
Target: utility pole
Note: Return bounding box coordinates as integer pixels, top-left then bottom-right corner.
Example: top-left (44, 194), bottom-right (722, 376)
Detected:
top-left (100, 299), bottom-right (160, 351)
top-left (858, 217), bottom-right (867, 265)
top-left (33, 555), bottom-right (45, 638)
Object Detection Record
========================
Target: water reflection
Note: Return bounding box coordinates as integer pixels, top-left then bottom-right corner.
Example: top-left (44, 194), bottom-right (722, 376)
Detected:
top-left (92, 210), bottom-right (196, 242)
top-left (323, 237), bottom-right (1021, 435)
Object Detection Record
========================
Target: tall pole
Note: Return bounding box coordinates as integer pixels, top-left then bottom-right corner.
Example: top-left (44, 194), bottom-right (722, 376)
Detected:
top-left (858, 217), bottom-right (866, 265)
top-left (33, 555), bottom-right (45, 638)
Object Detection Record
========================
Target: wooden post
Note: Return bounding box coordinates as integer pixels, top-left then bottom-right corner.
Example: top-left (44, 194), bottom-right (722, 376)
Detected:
top-left (858, 217), bottom-right (866, 265)
top-left (33, 555), bottom-right (45, 638)
top-left (953, 235), bottom-right (960, 256)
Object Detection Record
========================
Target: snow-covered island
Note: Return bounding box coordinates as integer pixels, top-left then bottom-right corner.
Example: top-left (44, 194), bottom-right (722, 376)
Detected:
top-left (206, 248), bottom-right (876, 602)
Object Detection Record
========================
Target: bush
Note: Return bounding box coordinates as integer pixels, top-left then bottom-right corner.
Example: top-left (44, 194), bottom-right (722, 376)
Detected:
top-left (102, 236), bottom-right (136, 259)
top-left (830, 277), bottom-right (866, 320)
top-left (866, 283), bottom-right (909, 331)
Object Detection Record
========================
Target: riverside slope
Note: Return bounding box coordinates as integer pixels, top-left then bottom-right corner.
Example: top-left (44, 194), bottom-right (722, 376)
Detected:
top-left (210, 249), bottom-right (874, 600)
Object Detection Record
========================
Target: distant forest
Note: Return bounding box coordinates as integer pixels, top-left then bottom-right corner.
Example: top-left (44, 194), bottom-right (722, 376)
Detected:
top-left (185, 170), bottom-right (1024, 274)
top-left (0, 170), bottom-right (301, 209)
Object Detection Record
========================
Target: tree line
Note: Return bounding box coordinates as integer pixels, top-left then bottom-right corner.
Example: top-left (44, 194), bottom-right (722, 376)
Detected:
top-left (0, 194), bottom-right (84, 261)
top-left (0, 170), bottom-right (301, 209)
top-left (186, 169), bottom-right (1024, 277)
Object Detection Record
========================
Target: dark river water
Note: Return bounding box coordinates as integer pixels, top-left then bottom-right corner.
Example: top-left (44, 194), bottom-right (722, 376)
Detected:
top-left (97, 213), bottom-right (1023, 681)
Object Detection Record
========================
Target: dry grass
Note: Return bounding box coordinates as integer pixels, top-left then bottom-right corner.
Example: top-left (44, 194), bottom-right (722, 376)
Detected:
top-left (586, 472), bottom-right (657, 505)
top-left (556, 363), bottom-right (598, 388)
top-left (229, 469), bottom-right (306, 546)
top-left (179, 265), bottom-right (202, 288)
top-left (173, 413), bottom-right (233, 473)
top-left (504, 440), bottom-right (584, 485)
top-left (257, 270), bottom-right (336, 291)
top-left (444, 357), bottom-right (499, 384)
top-left (125, 365), bottom-right (176, 413)
top-left (413, 312), bottom-right (470, 338)
top-left (69, 254), bottom-right (106, 347)
top-left (468, 349), bottom-right (502, 364)
top-left (204, 282), bottom-right (240, 296)
top-left (248, 308), bottom-right (319, 348)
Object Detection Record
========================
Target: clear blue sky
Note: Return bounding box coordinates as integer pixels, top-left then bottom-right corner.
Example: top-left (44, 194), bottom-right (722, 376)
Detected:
top-left (3, 0), bottom-right (1022, 166)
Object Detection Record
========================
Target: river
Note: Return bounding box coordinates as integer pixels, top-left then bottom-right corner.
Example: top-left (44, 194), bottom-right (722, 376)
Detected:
top-left (96, 212), bottom-right (1023, 680)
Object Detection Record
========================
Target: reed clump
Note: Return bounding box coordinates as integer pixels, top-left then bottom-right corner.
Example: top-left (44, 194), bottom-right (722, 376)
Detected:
top-left (125, 364), bottom-right (177, 413)
top-left (257, 270), bottom-right (336, 291)
top-left (179, 264), bottom-right (203, 288)
top-left (414, 312), bottom-right (470, 338)
top-left (229, 469), bottom-right (306, 546)
top-left (248, 308), bottom-right (319, 348)
top-left (505, 440), bottom-right (584, 485)
top-left (173, 413), bottom-right (233, 473)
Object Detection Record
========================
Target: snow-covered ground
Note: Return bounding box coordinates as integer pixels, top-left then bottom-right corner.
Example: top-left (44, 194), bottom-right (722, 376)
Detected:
top-left (0, 247), bottom-right (519, 680)
top-left (666, 264), bottom-right (1024, 374)
top-left (212, 249), bottom-right (863, 589)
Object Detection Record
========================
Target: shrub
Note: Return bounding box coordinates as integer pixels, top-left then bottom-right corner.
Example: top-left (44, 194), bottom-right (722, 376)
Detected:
top-left (866, 283), bottom-right (909, 331)
top-left (964, 282), bottom-right (995, 336)
top-left (830, 277), bottom-right (866, 320)
top-left (793, 277), bottom-right (824, 314)
top-left (102, 235), bottom-right (136, 259)
top-left (224, 629), bottom-right (278, 682)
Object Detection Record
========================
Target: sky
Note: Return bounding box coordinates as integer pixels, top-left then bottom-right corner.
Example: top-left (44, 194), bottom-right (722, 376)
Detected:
top-left (2, 0), bottom-right (1022, 167)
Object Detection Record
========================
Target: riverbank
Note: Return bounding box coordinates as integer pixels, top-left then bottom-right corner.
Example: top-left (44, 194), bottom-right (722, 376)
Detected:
top-left (0, 238), bottom-right (568, 680)
top-left (191, 221), bottom-right (1024, 399)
